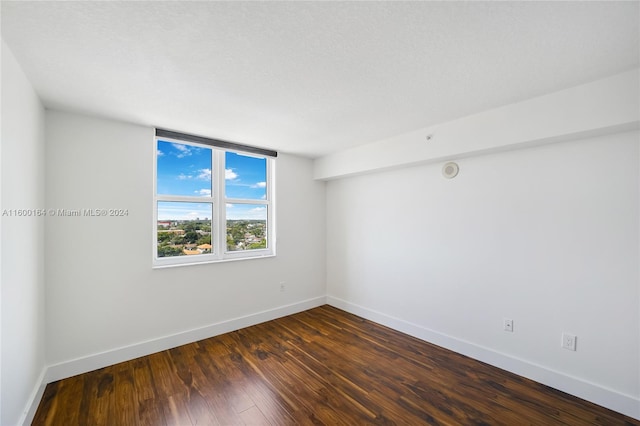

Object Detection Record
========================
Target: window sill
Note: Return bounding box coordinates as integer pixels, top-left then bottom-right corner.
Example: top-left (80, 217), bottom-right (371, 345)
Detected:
top-left (152, 253), bottom-right (276, 269)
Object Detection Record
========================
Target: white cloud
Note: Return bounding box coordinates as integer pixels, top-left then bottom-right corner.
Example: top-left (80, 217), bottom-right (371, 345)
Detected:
top-left (195, 189), bottom-right (212, 197)
top-left (197, 168), bottom-right (212, 181)
top-left (226, 204), bottom-right (267, 220)
top-left (172, 143), bottom-right (192, 158)
top-left (225, 169), bottom-right (238, 180)
top-left (251, 181), bottom-right (267, 188)
top-left (157, 150), bottom-right (164, 157)
top-left (177, 173), bottom-right (192, 180)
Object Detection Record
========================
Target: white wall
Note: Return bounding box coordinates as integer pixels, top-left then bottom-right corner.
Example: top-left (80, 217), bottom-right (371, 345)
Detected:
top-left (44, 111), bottom-right (326, 374)
top-left (326, 130), bottom-right (640, 416)
top-left (1, 40), bottom-right (46, 426)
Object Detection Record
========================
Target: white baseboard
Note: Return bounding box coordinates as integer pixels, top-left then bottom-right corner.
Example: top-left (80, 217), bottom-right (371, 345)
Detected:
top-left (19, 367), bottom-right (47, 426)
top-left (326, 295), bottom-right (640, 421)
top-left (41, 296), bottom-right (326, 386)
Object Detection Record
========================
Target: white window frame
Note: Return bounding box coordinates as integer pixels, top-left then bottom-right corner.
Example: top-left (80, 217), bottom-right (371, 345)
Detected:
top-left (153, 135), bottom-right (276, 268)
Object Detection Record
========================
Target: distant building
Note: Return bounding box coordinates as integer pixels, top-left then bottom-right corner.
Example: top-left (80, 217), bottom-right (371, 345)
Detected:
top-left (197, 243), bottom-right (212, 253)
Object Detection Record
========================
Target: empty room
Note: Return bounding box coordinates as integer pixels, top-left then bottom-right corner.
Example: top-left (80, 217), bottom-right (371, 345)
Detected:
top-left (1, 1), bottom-right (639, 425)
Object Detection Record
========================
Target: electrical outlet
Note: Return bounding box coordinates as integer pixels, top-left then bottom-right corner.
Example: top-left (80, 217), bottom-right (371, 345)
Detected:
top-left (279, 281), bottom-right (286, 292)
top-left (503, 318), bottom-right (514, 332)
top-left (562, 333), bottom-right (577, 351)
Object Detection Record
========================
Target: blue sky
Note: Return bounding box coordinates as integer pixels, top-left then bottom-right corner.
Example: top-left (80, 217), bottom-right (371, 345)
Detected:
top-left (157, 140), bottom-right (267, 221)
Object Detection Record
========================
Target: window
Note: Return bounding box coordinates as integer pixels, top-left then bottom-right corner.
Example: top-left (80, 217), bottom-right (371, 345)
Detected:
top-left (154, 129), bottom-right (276, 267)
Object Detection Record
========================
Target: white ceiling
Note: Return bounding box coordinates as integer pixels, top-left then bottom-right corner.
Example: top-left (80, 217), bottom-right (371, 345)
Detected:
top-left (2, 1), bottom-right (638, 158)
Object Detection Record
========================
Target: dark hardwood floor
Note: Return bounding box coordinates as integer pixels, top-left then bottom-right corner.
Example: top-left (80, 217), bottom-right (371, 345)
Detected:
top-left (33, 305), bottom-right (639, 425)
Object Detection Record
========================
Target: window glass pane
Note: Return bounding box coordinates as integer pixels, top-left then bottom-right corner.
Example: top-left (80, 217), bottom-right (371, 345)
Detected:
top-left (225, 152), bottom-right (267, 200)
top-left (226, 203), bottom-right (267, 251)
top-left (157, 202), bottom-right (213, 257)
top-left (157, 140), bottom-right (212, 197)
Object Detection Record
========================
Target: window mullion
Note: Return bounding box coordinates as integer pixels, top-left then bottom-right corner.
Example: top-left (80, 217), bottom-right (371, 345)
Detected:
top-left (214, 150), bottom-right (226, 257)
top-left (267, 158), bottom-right (275, 253)
top-left (156, 195), bottom-right (214, 203)
top-left (225, 198), bottom-right (268, 205)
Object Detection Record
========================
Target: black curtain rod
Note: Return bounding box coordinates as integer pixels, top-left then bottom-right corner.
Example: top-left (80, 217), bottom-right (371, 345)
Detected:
top-left (156, 128), bottom-right (277, 158)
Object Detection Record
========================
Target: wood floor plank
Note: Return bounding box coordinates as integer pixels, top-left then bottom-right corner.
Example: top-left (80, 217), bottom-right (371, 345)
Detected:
top-left (93, 369), bottom-right (116, 426)
top-left (189, 353), bottom-right (244, 425)
top-left (32, 381), bottom-right (60, 426)
top-left (114, 363), bottom-right (140, 426)
top-left (161, 394), bottom-right (193, 426)
top-left (237, 405), bottom-right (270, 425)
top-left (132, 358), bottom-right (167, 425)
top-left (51, 375), bottom-right (84, 425)
top-left (32, 305), bottom-right (640, 426)
top-left (147, 351), bottom-right (188, 400)
top-left (137, 398), bottom-right (167, 426)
